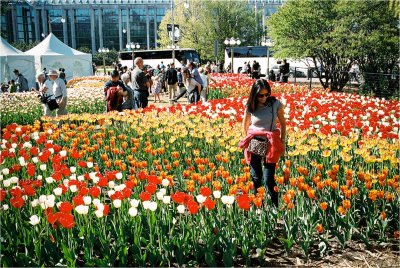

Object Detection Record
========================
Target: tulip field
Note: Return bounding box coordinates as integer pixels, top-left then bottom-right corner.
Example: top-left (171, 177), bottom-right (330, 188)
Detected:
top-left (0, 74), bottom-right (399, 266)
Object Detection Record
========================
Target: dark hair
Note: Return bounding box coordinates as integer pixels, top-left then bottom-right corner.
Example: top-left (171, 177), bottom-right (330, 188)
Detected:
top-left (111, 70), bottom-right (120, 78)
top-left (245, 79), bottom-right (275, 114)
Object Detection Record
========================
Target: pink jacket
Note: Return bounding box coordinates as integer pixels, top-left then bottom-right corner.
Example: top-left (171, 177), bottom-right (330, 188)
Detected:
top-left (239, 128), bottom-right (285, 164)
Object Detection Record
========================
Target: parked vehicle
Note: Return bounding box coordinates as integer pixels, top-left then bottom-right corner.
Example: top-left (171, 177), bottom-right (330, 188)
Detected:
top-left (271, 65), bottom-right (307, 78)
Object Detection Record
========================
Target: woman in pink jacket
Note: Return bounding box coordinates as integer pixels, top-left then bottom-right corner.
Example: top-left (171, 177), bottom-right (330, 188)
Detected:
top-left (240, 79), bottom-right (286, 207)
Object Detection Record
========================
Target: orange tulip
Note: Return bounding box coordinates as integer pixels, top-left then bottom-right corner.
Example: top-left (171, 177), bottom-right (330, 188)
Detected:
top-left (319, 202), bottom-right (328, 211)
top-left (316, 223), bottom-right (324, 233)
top-left (342, 199), bottom-right (351, 210)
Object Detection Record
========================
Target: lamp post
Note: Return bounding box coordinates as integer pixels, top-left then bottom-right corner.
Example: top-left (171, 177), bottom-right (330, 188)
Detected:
top-left (170, 0), bottom-right (189, 65)
top-left (98, 47), bottom-right (109, 76)
top-left (261, 39), bottom-right (272, 76)
top-left (48, 17), bottom-right (65, 34)
top-left (224, 37), bottom-right (241, 73)
top-left (126, 42), bottom-right (140, 69)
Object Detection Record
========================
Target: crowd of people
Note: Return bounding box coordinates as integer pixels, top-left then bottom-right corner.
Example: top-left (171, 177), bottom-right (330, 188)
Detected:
top-left (0, 68), bottom-right (68, 118)
top-left (103, 58), bottom-right (215, 112)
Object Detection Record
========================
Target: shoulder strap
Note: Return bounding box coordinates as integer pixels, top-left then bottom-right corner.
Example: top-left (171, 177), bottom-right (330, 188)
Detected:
top-left (270, 101), bottom-right (275, 131)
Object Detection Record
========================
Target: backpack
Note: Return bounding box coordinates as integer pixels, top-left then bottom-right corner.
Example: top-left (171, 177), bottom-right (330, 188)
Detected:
top-left (106, 86), bottom-right (123, 112)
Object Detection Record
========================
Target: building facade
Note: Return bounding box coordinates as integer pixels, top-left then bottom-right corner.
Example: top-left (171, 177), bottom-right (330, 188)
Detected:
top-left (1, 0), bottom-right (284, 52)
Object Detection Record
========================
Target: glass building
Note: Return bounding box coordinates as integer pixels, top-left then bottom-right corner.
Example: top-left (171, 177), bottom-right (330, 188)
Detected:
top-left (1, 0), bottom-right (284, 52)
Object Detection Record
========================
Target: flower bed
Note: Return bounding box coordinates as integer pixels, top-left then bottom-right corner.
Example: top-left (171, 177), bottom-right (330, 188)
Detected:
top-left (0, 86), bottom-right (399, 266)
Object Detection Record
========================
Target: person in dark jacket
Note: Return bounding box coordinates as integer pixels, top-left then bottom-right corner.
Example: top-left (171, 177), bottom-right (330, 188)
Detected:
top-left (13, 69), bottom-right (29, 92)
top-left (165, 62), bottom-right (178, 100)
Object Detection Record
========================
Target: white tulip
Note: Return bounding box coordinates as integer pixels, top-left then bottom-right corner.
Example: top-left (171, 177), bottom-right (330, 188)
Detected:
top-left (40, 164), bottom-right (47, 171)
top-left (177, 204), bottom-right (185, 214)
top-left (37, 175), bottom-right (42, 181)
top-left (69, 175), bottom-right (76, 181)
top-left (221, 195), bottom-right (235, 205)
top-left (70, 166), bottom-right (76, 173)
top-left (2, 204), bottom-right (9, 210)
top-left (87, 162), bottom-right (93, 168)
top-left (29, 215), bottom-right (40, 226)
top-left (53, 187), bottom-right (63, 196)
top-left (162, 195), bottom-right (171, 204)
top-left (60, 150), bottom-right (67, 157)
top-left (32, 157), bottom-right (38, 163)
top-left (92, 198), bottom-right (101, 207)
top-left (156, 191), bottom-right (164, 200)
top-left (83, 196), bottom-right (92, 205)
top-left (108, 181), bottom-right (115, 189)
top-left (45, 199), bottom-right (55, 208)
top-left (10, 177), bottom-right (18, 184)
top-left (75, 205), bottom-right (89, 215)
top-left (196, 194), bottom-right (206, 204)
top-left (159, 188), bottom-right (167, 195)
top-left (113, 199), bottom-right (122, 208)
top-left (2, 168), bottom-right (9, 175)
top-left (107, 190), bottom-right (115, 197)
top-left (38, 195), bottom-right (47, 203)
top-left (31, 199), bottom-right (39, 207)
top-left (172, 217), bottom-right (177, 225)
top-left (149, 202), bottom-right (158, 211)
top-left (115, 172), bottom-right (123, 180)
top-left (162, 179), bottom-right (170, 187)
top-left (77, 175), bottom-right (85, 181)
top-left (2, 179), bottom-right (10, 187)
top-left (48, 148), bottom-right (54, 154)
top-left (213, 190), bottom-right (221, 199)
top-left (45, 177), bottom-right (54, 184)
top-left (95, 209), bottom-right (104, 218)
top-left (69, 185), bottom-right (77, 192)
top-left (128, 207), bottom-right (138, 217)
top-left (130, 199), bottom-right (140, 208)
top-left (142, 200), bottom-right (151, 210)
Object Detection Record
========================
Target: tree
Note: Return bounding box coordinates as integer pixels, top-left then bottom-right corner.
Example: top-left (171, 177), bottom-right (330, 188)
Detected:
top-left (158, 0), bottom-right (261, 63)
top-left (267, 0), bottom-right (399, 94)
top-left (11, 41), bottom-right (40, 52)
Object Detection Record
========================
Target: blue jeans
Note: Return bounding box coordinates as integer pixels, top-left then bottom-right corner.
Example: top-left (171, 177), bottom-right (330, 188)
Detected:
top-left (249, 153), bottom-right (278, 207)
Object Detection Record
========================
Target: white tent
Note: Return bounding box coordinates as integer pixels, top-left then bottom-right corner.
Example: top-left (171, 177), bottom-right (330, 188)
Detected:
top-left (26, 33), bottom-right (92, 80)
top-left (0, 37), bottom-right (36, 89)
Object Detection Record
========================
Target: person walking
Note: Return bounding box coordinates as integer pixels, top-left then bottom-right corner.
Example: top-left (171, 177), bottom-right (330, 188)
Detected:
top-left (280, 59), bottom-right (290, 82)
top-left (165, 62), bottom-right (178, 101)
top-left (13, 69), bottom-right (29, 92)
top-left (239, 79), bottom-right (286, 207)
top-left (48, 70), bottom-right (68, 116)
top-left (130, 57), bottom-right (150, 109)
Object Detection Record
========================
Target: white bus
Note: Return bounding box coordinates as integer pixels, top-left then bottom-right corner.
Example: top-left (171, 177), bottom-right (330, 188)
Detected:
top-left (224, 46), bottom-right (278, 76)
top-left (224, 46), bottom-right (312, 78)
top-left (118, 48), bottom-right (200, 69)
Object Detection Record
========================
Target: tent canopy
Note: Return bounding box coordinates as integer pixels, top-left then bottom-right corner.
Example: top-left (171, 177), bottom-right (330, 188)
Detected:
top-left (27, 33), bottom-right (93, 80)
top-left (0, 37), bottom-right (36, 89)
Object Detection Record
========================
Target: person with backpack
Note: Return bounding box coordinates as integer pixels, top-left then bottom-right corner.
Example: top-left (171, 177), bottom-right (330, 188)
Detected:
top-left (165, 62), bottom-right (178, 101)
top-left (13, 69), bottom-right (29, 92)
top-left (103, 70), bottom-right (127, 112)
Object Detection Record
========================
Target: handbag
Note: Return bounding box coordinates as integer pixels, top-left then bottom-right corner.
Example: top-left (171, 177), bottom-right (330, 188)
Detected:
top-left (47, 98), bottom-right (59, 111)
top-left (247, 101), bottom-right (276, 157)
top-left (247, 137), bottom-right (268, 156)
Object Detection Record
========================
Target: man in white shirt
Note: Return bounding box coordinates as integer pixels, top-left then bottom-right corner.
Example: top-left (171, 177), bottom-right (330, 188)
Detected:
top-left (48, 70), bottom-right (68, 116)
top-left (33, 73), bottom-right (55, 116)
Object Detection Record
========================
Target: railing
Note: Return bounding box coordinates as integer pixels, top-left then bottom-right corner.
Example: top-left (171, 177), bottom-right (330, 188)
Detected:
top-left (280, 67), bottom-right (399, 99)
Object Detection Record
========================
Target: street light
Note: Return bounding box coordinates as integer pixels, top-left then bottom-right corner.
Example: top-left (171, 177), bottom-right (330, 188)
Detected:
top-left (224, 37), bottom-right (241, 73)
top-left (126, 42), bottom-right (140, 69)
top-left (48, 17), bottom-right (65, 34)
top-left (170, 0), bottom-right (189, 65)
top-left (261, 39), bottom-right (272, 76)
top-left (98, 47), bottom-right (109, 76)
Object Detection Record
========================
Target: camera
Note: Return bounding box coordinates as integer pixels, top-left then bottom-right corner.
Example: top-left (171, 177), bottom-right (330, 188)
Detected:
top-left (38, 94), bottom-right (51, 104)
